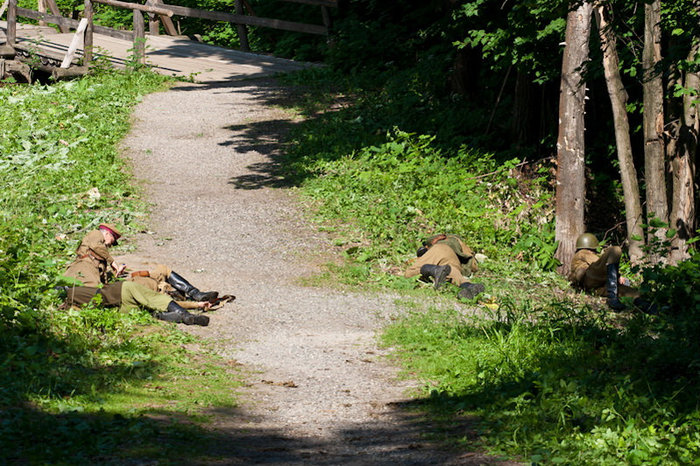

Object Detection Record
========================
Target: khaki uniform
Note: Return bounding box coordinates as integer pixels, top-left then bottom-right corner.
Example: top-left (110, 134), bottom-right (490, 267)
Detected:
top-left (128, 264), bottom-right (172, 292)
top-left (65, 281), bottom-right (172, 314)
top-left (569, 246), bottom-right (639, 298)
top-left (64, 230), bottom-right (115, 286)
top-left (405, 235), bottom-right (478, 286)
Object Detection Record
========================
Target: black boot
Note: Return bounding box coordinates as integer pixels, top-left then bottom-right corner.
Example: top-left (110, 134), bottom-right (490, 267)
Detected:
top-left (155, 301), bottom-right (209, 326)
top-left (458, 282), bottom-right (485, 300)
top-left (420, 264), bottom-right (451, 289)
top-left (606, 264), bottom-right (626, 311)
top-left (167, 271), bottom-right (218, 302)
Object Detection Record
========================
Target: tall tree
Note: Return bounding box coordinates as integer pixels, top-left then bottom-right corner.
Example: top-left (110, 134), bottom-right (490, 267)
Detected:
top-left (669, 36), bottom-right (699, 262)
top-left (554, 1), bottom-right (594, 273)
top-left (594, 2), bottom-right (645, 263)
top-left (642, 0), bottom-right (669, 260)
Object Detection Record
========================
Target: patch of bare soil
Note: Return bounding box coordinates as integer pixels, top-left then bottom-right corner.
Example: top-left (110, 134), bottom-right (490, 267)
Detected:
top-left (119, 79), bottom-right (521, 465)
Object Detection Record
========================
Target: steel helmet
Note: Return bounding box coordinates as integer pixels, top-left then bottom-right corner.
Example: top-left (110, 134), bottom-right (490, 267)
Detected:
top-left (575, 233), bottom-right (599, 250)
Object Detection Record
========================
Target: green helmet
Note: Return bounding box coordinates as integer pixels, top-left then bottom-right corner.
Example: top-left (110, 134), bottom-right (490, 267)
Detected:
top-left (575, 233), bottom-right (599, 250)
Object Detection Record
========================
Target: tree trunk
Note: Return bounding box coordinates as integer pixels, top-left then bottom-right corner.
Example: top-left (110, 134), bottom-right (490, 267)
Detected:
top-left (642, 0), bottom-right (668, 261)
top-left (669, 39), bottom-right (699, 262)
top-left (594, 3), bottom-right (644, 263)
top-left (554, 1), bottom-right (593, 274)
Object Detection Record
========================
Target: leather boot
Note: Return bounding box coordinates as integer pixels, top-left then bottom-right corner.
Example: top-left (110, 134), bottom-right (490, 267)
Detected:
top-left (606, 264), bottom-right (626, 311)
top-left (155, 301), bottom-right (209, 326)
top-left (420, 264), bottom-right (451, 289)
top-left (458, 282), bottom-right (485, 300)
top-left (167, 271), bottom-right (218, 302)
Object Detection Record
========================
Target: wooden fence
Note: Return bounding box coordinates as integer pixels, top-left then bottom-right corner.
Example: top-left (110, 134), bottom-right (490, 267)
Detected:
top-left (1, 0), bottom-right (336, 76)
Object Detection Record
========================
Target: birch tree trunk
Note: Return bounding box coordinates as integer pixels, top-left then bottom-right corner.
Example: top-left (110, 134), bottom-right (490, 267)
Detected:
top-left (643, 0), bottom-right (669, 261)
top-left (554, 1), bottom-right (593, 274)
top-left (669, 39), bottom-right (699, 262)
top-left (594, 3), bottom-right (645, 263)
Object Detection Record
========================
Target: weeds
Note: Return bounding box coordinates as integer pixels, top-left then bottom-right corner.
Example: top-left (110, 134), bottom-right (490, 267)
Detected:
top-left (0, 70), bottom-right (240, 463)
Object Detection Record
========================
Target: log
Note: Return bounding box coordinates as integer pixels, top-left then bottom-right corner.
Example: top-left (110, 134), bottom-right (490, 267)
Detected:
top-left (60, 17), bottom-right (88, 68)
top-left (44, 0), bottom-right (69, 32)
top-left (0, 0), bottom-right (9, 22)
top-left (234, 0), bottom-right (249, 52)
top-left (132, 9), bottom-right (145, 64)
top-left (7, 0), bottom-right (16, 46)
top-left (0, 44), bottom-right (15, 57)
top-left (162, 3), bottom-right (327, 35)
top-left (37, 0), bottom-right (46, 25)
top-left (279, 0), bottom-right (337, 7)
top-left (146, 0), bottom-right (177, 35)
top-left (92, 0), bottom-right (173, 17)
top-left (52, 65), bottom-right (88, 79)
top-left (16, 8), bottom-right (80, 30)
top-left (1, 58), bottom-right (31, 82)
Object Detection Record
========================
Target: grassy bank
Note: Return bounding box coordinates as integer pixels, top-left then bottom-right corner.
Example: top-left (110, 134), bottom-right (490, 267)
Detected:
top-left (0, 71), bottom-right (240, 463)
top-left (279, 68), bottom-right (700, 464)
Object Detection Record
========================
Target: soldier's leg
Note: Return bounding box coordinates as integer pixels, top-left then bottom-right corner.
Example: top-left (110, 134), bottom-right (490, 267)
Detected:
top-left (583, 246), bottom-right (622, 290)
top-left (120, 282), bottom-right (208, 326)
top-left (149, 264), bottom-right (172, 284)
top-left (119, 281), bottom-right (172, 313)
top-left (129, 275), bottom-right (159, 291)
top-left (405, 244), bottom-right (465, 284)
top-left (166, 270), bottom-right (218, 302)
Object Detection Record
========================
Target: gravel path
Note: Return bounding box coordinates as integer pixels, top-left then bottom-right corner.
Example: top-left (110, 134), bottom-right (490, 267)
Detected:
top-left (120, 79), bottom-right (518, 465)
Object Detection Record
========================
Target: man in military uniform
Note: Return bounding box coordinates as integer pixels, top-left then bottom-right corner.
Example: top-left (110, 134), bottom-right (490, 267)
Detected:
top-left (61, 280), bottom-right (210, 326)
top-left (63, 223), bottom-right (125, 287)
top-left (64, 225), bottom-right (218, 302)
top-left (405, 234), bottom-right (485, 299)
top-left (568, 233), bottom-right (640, 310)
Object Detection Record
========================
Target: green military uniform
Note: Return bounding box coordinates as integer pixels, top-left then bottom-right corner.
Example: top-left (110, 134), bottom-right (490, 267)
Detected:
top-left (64, 229), bottom-right (115, 287)
top-left (569, 246), bottom-right (639, 298)
top-left (65, 281), bottom-right (173, 313)
top-left (405, 234), bottom-right (478, 286)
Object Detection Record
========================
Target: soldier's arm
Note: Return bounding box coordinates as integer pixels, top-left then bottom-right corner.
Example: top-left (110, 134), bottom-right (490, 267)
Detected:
top-left (83, 230), bottom-right (115, 264)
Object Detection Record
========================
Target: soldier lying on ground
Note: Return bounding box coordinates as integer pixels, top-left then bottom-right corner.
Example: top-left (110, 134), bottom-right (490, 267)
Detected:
top-left (568, 233), bottom-right (642, 311)
top-left (63, 223), bottom-right (125, 287)
top-left (63, 224), bottom-right (219, 302)
top-left (60, 281), bottom-right (210, 326)
top-left (404, 234), bottom-right (485, 299)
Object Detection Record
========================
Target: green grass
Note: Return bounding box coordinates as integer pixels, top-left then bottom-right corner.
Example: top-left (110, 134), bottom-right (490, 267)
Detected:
top-left (276, 67), bottom-right (700, 464)
top-left (1, 70), bottom-right (241, 464)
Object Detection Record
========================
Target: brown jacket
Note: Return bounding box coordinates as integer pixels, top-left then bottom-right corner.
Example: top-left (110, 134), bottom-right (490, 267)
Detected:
top-left (568, 249), bottom-right (599, 285)
top-left (63, 230), bottom-right (115, 286)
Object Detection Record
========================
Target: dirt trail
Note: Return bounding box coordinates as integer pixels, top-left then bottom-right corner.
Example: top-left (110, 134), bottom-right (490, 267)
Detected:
top-left (119, 79), bottom-right (517, 465)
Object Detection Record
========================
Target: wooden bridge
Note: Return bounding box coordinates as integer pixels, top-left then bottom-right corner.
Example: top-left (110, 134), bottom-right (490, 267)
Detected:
top-left (0, 0), bottom-right (333, 83)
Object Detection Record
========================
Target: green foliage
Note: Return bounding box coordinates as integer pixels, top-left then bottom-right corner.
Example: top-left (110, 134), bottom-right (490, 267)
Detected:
top-left (284, 125), bottom-right (557, 287)
top-left (452, 0), bottom-right (568, 82)
top-left (383, 294), bottom-right (700, 464)
top-left (0, 71), bottom-right (240, 463)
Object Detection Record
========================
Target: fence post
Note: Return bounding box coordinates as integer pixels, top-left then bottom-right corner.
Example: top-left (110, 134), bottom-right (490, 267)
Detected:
top-left (38, 0), bottom-right (46, 25)
top-left (83, 0), bottom-right (93, 65)
top-left (234, 0), bottom-right (249, 52)
top-left (133, 9), bottom-right (145, 64)
top-left (7, 0), bottom-right (16, 47)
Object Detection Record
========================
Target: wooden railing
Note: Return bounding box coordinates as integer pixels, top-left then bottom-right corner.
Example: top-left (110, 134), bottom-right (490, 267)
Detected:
top-left (1, 0), bottom-right (336, 72)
